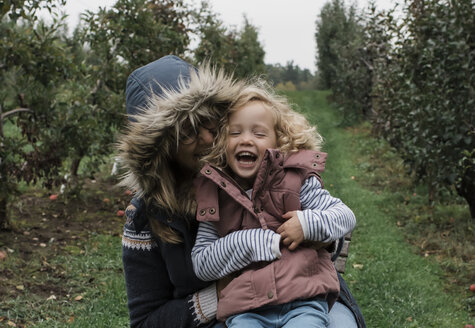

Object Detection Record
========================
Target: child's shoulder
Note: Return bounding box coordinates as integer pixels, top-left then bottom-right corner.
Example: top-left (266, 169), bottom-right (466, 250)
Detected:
top-left (282, 149), bottom-right (327, 172)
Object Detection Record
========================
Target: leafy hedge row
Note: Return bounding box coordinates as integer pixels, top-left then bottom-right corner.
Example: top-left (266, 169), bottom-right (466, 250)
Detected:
top-left (315, 0), bottom-right (474, 216)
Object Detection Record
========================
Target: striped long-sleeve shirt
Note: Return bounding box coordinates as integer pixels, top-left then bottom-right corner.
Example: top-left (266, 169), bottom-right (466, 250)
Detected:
top-left (191, 176), bottom-right (356, 282)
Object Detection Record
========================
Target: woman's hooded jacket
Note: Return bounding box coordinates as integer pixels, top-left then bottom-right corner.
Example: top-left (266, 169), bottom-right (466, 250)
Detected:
top-left (118, 55), bottom-right (246, 327)
top-left (118, 55), bottom-right (245, 215)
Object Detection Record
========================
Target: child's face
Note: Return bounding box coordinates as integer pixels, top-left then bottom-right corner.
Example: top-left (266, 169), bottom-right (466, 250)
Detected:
top-left (225, 101), bottom-right (277, 189)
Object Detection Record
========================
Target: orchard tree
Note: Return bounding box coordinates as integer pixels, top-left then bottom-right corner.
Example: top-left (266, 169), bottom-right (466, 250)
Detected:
top-left (193, 2), bottom-right (239, 71)
top-left (315, 0), bottom-right (359, 89)
top-left (61, 0), bottom-right (198, 189)
top-left (375, 0), bottom-right (474, 216)
top-left (233, 16), bottom-right (266, 78)
top-left (0, 0), bottom-right (69, 229)
top-left (194, 12), bottom-right (265, 78)
top-left (80, 0), bottom-right (195, 90)
top-left (330, 3), bottom-right (394, 123)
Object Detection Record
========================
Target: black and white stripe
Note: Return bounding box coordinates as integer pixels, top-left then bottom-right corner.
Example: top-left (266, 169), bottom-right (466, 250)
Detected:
top-left (192, 176), bottom-right (356, 281)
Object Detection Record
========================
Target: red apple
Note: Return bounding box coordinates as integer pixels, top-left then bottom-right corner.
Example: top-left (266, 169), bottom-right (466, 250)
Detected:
top-left (117, 210), bottom-right (125, 217)
top-left (49, 194), bottom-right (58, 201)
top-left (464, 325), bottom-right (474, 328)
top-left (470, 284), bottom-right (475, 292)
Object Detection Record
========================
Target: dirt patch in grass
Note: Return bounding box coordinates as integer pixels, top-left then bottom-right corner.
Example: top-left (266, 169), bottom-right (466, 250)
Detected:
top-left (0, 176), bottom-right (131, 323)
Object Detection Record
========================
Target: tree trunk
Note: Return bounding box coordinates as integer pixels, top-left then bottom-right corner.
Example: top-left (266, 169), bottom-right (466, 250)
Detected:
top-left (70, 157), bottom-right (81, 178)
top-left (457, 176), bottom-right (475, 219)
top-left (0, 105), bottom-right (8, 230)
top-left (0, 198), bottom-right (9, 231)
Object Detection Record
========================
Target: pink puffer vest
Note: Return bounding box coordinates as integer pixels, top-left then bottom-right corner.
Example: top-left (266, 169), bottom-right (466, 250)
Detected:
top-left (194, 149), bottom-right (339, 321)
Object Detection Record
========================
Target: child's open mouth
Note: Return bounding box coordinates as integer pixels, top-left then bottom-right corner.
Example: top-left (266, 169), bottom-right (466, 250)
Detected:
top-left (236, 151), bottom-right (257, 165)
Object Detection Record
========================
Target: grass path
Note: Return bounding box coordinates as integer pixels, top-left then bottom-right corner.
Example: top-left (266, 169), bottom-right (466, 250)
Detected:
top-left (291, 90), bottom-right (472, 327)
top-left (9, 90), bottom-right (472, 327)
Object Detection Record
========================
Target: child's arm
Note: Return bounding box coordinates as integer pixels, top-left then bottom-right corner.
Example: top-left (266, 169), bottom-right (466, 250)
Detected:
top-left (192, 222), bottom-right (281, 281)
top-left (277, 176), bottom-right (356, 250)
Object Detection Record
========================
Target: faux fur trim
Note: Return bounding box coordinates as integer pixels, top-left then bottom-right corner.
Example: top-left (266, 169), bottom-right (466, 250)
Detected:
top-left (117, 65), bottom-right (245, 212)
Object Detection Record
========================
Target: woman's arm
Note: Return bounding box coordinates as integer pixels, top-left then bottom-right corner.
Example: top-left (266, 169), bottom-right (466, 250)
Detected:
top-left (191, 222), bottom-right (281, 281)
top-left (122, 204), bottom-right (217, 327)
top-left (297, 176), bottom-right (356, 242)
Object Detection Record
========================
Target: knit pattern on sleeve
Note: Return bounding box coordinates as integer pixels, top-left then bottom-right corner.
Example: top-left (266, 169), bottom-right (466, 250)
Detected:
top-left (189, 283), bottom-right (218, 325)
top-left (122, 205), bottom-right (157, 250)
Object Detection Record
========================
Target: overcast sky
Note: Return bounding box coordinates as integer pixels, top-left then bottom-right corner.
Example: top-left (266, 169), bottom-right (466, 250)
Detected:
top-left (61, 0), bottom-right (397, 72)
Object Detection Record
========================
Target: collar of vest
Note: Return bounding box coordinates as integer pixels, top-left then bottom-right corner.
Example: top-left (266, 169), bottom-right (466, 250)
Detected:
top-left (194, 149), bottom-right (327, 223)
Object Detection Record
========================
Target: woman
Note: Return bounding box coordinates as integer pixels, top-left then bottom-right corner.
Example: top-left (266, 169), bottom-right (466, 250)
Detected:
top-left (117, 55), bottom-right (365, 327)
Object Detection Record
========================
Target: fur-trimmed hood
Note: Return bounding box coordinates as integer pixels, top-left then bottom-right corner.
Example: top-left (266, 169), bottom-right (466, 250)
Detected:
top-left (117, 56), bottom-right (245, 213)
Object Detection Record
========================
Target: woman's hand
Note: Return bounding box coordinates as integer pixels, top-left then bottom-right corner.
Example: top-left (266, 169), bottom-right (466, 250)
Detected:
top-left (276, 211), bottom-right (304, 251)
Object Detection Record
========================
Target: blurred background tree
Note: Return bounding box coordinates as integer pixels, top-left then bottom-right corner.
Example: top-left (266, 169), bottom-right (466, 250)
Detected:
top-left (0, 0), bottom-right (316, 230)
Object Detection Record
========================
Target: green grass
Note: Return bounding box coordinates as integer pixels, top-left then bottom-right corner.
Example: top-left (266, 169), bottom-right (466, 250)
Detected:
top-left (288, 90), bottom-right (473, 327)
top-left (1, 235), bottom-right (128, 327)
top-left (2, 90), bottom-right (473, 327)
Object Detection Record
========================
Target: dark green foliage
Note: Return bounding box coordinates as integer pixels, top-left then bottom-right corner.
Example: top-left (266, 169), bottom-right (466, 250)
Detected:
top-left (315, 0), bottom-right (474, 216)
top-left (80, 0), bottom-right (194, 86)
top-left (375, 0), bottom-right (474, 216)
top-left (315, 0), bottom-right (360, 89)
top-left (1, 3), bottom-right (73, 228)
top-left (265, 61), bottom-right (316, 90)
top-left (194, 10), bottom-right (266, 78)
top-left (0, 0), bottom-right (272, 229)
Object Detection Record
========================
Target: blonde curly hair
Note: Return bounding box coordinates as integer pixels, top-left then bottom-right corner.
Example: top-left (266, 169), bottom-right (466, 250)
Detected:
top-left (203, 78), bottom-right (323, 169)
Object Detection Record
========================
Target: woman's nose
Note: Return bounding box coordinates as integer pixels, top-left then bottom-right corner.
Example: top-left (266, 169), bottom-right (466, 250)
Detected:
top-left (197, 126), bottom-right (214, 146)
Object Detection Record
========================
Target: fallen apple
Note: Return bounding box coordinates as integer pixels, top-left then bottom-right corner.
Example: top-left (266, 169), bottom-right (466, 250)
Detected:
top-left (49, 194), bottom-right (58, 201)
top-left (470, 284), bottom-right (475, 292)
top-left (117, 210), bottom-right (125, 217)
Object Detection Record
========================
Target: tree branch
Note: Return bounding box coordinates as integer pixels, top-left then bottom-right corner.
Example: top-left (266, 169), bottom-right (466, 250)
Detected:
top-left (1, 108), bottom-right (32, 121)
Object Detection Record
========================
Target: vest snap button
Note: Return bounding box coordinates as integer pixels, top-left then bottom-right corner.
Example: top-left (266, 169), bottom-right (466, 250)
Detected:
top-left (267, 291), bottom-right (274, 299)
top-left (199, 209), bottom-right (206, 216)
top-left (315, 154), bottom-right (320, 159)
top-left (312, 163), bottom-right (318, 167)
top-left (220, 181), bottom-right (226, 187)
top-left (209, 208), bottom-right (216, 214)
top-left (275, 153), bottom-right (280, 158)
top-left (205, 169), bottom-right (211, 175)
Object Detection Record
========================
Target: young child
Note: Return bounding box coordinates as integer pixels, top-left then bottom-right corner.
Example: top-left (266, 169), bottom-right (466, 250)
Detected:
top-left (191, 81), bottom-right (356, 327)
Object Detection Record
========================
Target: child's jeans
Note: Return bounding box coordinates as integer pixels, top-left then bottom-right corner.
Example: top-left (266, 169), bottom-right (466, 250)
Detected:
top-left (225, 298), bottom-right (329, 328)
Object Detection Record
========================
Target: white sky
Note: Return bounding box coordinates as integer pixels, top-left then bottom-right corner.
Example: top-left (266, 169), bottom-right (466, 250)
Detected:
top-left (61, 0), bottom-right (396, 72)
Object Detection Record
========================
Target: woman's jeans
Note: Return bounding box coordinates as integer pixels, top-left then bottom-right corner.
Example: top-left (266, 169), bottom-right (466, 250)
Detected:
top-left (328, 301), bottom-right (358, 328)
top-left (225, 298), bottom-right (329, 328)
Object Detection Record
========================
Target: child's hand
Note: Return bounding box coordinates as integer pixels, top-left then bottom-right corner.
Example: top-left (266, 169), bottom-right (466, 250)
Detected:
top-left (276, 211), bottom-right (304, 251)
